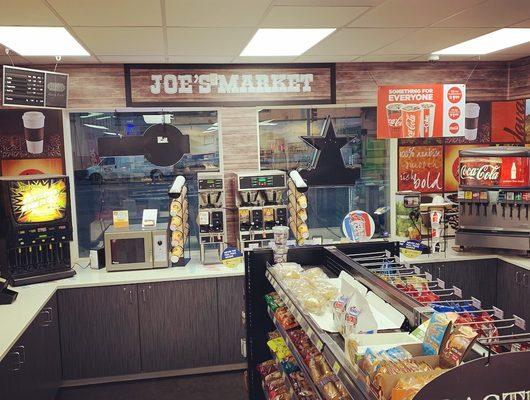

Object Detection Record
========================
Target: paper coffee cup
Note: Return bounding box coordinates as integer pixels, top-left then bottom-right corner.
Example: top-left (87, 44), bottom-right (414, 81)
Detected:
top-left (465, 103), bottom-right (480, 141)
top-left (22, 111), bottom-right (45, 154)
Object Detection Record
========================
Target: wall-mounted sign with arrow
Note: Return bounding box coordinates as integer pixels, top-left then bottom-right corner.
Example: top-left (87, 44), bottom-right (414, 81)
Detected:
top-left (298, 116), bottom-right (361, 186)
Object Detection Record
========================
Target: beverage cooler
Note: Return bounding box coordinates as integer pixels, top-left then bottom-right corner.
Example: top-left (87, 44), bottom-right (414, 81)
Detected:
top-left (244, 242), bottom-right (529, 400)
top-left (455, 147), bottom-right (530, 253)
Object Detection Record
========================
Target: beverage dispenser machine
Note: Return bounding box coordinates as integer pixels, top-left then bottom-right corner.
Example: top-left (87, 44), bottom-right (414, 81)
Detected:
top-left (197, 172), bottom-right (226, 263)
top-left (456, 147), bottom-right (530, 252)
top-left (236, 170), bottom-right (288, 250)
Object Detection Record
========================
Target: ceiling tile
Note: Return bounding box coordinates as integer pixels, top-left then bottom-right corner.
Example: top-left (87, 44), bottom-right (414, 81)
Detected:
top-left (98, 55), bottom-right (166, 63)
top-left (348, 0), bottom-right (484, 28)
top-left (234, 56), bottom-right (298, 63)
top-left (73, 27), bottom-right (164, 55)
top-left (166, 55), bottom-right (236, 63)
top-left (357, 54), bottom-right (422, 61)
top-left (305, 28), bottom-right (416, 55)
top-left (274, 0), bottom-right (384, 6)
top-left (165, 0), bottom-right (272, 27)
top-left (166, 28), bottom-right (255, 56)
top-left (48, 0), bottom-right (162, 26)
top-left (0, 0), bottom-right (62, 26)
top-left (260, 6), bottom-right (369, 27)
top-left (371, 27), bottom-right (494, 55)
top-left (295, 55), bottom-right (356, 62)
top-left (433, 0), bottom-right (530, 28)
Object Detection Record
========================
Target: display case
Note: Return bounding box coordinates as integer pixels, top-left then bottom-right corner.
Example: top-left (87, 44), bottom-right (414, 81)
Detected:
top-left (245, 242), bottom-right (530, 400)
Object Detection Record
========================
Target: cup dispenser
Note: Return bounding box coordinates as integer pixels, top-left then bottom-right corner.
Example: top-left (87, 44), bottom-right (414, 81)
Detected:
top-left (197, 172), bottom-right (227, 264)
top-left (287, 170), bottom-right (309, 245)
top-left (235, 170), bottom-right (288, 250)
top-left (168, 175), bottom-right (190, 266)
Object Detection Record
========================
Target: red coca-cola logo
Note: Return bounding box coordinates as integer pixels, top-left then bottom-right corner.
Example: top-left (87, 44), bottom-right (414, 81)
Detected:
top-left (460, 164), bottom-right (500, 181)
top-left (388, 117), bottom-right (402, 127)
top-left (405, 114), bottom-right (416, 133)
top-left (449, 122), bottom-right (460, 134)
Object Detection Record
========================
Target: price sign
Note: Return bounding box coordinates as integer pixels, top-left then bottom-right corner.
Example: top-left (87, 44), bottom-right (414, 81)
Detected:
top-left (437, 278), bottom-right (445, 289)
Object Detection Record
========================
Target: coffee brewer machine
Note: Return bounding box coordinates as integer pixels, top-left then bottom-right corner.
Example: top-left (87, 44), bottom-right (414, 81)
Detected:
top-left (236, 170), bottom-right (288, 250)
top-left (197, 172), bottom-right (226, 263)
top-left (0, 175), bottom-right (76, 285)
top-left (456, 147), bottom-right (530, 252)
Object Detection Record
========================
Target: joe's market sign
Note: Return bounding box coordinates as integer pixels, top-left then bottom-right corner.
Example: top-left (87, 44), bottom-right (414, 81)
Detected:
top-left (125, 64), bottom-right (334, 107)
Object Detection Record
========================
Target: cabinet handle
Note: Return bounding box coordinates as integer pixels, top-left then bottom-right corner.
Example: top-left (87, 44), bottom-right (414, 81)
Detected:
top-left (40, 307), bottom-right (53, 326)
top-left (141, 289), bottom-right (147, 303)
top-left (10, 345), bottom-right (25, 371)
top-left (524, 273), bottom-right (529, 288)
top-left (129, 290), bottom-right (134, 304)
top-left (515, 271), bottom-right (522, 285)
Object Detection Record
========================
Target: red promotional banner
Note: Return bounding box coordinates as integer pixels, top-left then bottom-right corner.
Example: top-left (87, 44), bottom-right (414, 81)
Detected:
top-left (377, 84), bottom-right (466, 139)
top-left (459, 156), bottom-right (530, 188)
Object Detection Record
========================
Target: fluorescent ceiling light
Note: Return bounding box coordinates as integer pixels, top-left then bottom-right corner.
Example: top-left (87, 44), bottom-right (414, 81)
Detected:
top-left (84, 124), bottom-right (108, 130)
top-left (143, 114), bottom-right (172, 124)
top-left (80, 112), bottom-right (104, 119)
top-left (240, 28), bottom-right (335, 56)
top-left (433, 28), bottom-right (530, 55)
top-left (0, 26), bottom-right (89, 56)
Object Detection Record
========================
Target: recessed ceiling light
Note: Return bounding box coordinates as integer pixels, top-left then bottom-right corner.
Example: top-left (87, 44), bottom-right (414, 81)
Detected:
top-left (433, 28), bottom-right (530, 55)
top-left (240, 28), bottom-right (335, 57)
top-left (0, 26), bottom-right (89, 56)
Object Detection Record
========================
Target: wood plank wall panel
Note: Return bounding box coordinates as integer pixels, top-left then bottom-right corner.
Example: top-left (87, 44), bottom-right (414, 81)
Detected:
top-left (335, 61), bottom-right (509, 104)
top-left (509, 57), bottom-right (530, 100)
top-left (220, 107), bottom-right (260, 245)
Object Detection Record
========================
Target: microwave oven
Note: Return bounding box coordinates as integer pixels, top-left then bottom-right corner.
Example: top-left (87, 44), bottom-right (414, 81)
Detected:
top-left (104, 223), bottom-right (169, 271)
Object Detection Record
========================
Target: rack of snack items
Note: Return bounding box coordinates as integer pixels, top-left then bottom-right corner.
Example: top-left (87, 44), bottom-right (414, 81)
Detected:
top-left (287, 170), bottom-right (309, 246)
top-left (168, 175), bottom-right (190, 266)
top-left (244, 242), bottom-right (530, 400)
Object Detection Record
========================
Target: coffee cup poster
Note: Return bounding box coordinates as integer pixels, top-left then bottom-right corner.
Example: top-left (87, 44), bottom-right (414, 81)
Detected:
top-left (377, 84), bottom-right (466, 139)
top-left (0, 109), bottom-right (65, 176)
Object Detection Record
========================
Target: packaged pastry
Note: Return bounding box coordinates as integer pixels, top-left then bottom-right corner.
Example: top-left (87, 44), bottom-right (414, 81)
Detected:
top-left (257, 360), bottom-right (277, 377)
top-left (272, 262), bottom-right (303, 280)
top-left (303, 267), bottom-right (327, 281)
top-left (171, 230), bottom-right (183, 247)
top-left (439, 325), bottom-right (478, 368)
top-left (422, 313), bottom-right (451, 355)
top-left (169, 215), bottom-right (183, 231)
top-left (170, 246), bottom-right (184, 263)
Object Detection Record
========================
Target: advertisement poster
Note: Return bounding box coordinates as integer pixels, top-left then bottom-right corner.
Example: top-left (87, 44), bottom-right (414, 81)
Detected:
top-left (445, 101), bottom-right (492, 144)
top-left (377, 83), bottom-right (466, 139)
top-left (444, 144), bottom-right (488, 192)
top-left (398, 145), bottom-right (444, 193)
top-left (459, 156), bottom-right (530, 188)
top-left (0, 109), bottom-right (65, 176)
top-left (491, 100), bottom-right (526, 143)
top-left (525, 99), bottom-right (530, 143)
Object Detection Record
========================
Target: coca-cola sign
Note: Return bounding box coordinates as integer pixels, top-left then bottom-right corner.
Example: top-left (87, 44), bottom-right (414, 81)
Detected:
top-left (459, 157), bottom-right (502, 187)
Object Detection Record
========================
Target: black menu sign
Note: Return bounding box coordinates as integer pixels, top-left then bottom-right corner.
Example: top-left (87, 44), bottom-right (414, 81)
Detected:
top-left (3, 66), bottom-right (68, 109)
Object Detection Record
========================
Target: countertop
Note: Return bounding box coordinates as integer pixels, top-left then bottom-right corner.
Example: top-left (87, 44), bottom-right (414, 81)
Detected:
top-left (0, 256), bottom-right (244, 362)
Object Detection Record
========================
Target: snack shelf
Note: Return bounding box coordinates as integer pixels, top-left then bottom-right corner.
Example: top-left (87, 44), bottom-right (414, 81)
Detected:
top-left (266, 306), bottom-right (325, 400)
top-left (266, 268), bottom-right (377, 400)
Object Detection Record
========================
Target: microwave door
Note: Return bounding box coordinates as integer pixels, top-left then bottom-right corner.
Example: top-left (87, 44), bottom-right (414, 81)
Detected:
top-left (105, 231), bottom-right (153, 271)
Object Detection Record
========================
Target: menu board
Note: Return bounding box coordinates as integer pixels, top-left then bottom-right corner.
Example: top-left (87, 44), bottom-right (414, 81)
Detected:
top-left (3, 66), bottom-right (68, 109)
top-left (398, 145), bottom-right (444, 193)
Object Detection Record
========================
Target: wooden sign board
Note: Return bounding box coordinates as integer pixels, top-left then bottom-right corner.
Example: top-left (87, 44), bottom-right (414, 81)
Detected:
top-left (124, 64), bottom-right (335, 107)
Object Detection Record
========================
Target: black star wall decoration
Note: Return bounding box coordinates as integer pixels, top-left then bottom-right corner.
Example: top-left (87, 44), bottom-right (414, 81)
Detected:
top-left (298, 116), bottom-right (361, 187)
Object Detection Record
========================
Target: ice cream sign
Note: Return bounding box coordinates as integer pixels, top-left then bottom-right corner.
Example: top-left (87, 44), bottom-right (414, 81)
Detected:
top-left (377, 83), bottom-right (466, 139)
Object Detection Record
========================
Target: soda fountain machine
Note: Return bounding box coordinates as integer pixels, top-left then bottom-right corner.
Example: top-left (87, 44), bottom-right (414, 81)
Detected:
top-left (235, 170), bottom-right (288, 250)
top-left (0, 175), bottom-right (76, 285)
top-left (197, 172), bottom-right (226, 263)
top-left (456, 147), bottom-right (530, 253)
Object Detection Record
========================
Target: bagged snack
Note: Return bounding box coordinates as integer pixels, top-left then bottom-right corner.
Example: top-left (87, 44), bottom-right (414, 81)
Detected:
top-left (275, 306), bottom-right (299, 330)
top-left (422, 313), bottom-right (451, 355)
top-left (439, 325), bottom-right (478, 368)
top-left (257, 360), bottom-right (277, 377)
top-left (267, 337), bottom-right (291, 361)
top-left (391, 370), bottom-right (444, 400)
top-left (302, 267), bottom-right (328, 281)
top-left (273, 262), bottom-right (303, 280)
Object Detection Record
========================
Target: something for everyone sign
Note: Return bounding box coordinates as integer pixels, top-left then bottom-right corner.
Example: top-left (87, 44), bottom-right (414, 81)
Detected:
top-left (125, 64), bottom-right (334, 107)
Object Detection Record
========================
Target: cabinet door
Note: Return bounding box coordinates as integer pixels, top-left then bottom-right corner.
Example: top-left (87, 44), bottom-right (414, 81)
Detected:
top-left (521, 269), bottom-right (530, 323)
top-left (496, 262), bottom-right (525, 320)
top-left (30, 295), bottom-right (62, 400)
top-left (59, 285), bottom-right (141, 379)
top-left (217, 276), bottom-right (246, 364)
top-left (0, 337), bottom-right (31, 400)
top-left (444, 260), bottom-right (497, 308)
top-left (138, 279), bottom-right (220, 372)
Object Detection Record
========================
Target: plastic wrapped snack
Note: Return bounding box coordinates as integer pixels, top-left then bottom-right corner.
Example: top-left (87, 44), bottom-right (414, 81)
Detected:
top-left (391, 370), bottom-right (444, 400)
top-left (439, 325), bottom-right (478, 368)
top-left (300, 291), bottom-right (328, 315)
top-left (302, 267), bottom-right (328, 281)
top-left (273, 262), bottom-right (303, 280)
top-left (422, 313), bottom-right (451, 355)
top-left (257, 360), bottom-right (277, 377)
top-left (333, 295), bottom-right (350, 334)
top-left (344, 289), bottom-right (377, 336)
top-left (313, 279), bottom-right (339, 302)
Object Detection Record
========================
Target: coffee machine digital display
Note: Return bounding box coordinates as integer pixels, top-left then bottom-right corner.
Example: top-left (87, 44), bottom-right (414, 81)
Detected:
top-left (236, 170), bottom-right (288, 250)
top-left (0, 175), bottom-right (76, 286)
top-left (456, 147), bottom-right (530, 253)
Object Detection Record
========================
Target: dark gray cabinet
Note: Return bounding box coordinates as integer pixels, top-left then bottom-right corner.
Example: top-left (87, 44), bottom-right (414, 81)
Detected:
top-left (0, 295), bottom-right (61, 400)
top-left (58, 285), bottom-right (141, 379)
top-left (217, 276), bottom-right (246, 364)
top-left (496, 261), bottom-right (530, 323)
top-left (138, 279), bottom-right (220, 372)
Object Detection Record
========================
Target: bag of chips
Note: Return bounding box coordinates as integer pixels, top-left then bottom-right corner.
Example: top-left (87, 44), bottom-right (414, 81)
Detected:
top-left (422, 313), bottom-right (451, 355)
top-left (439, 325), bottom-right (478, 368)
